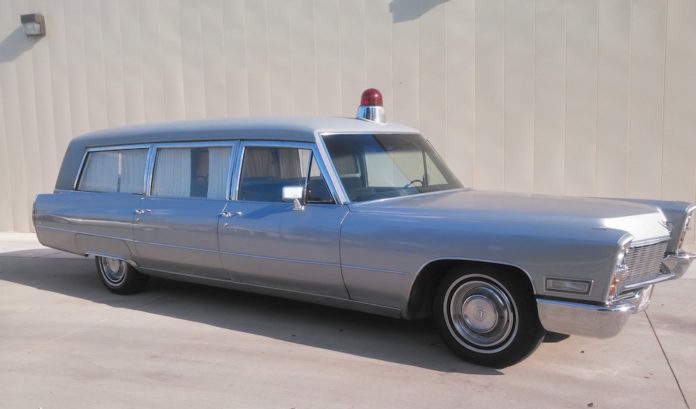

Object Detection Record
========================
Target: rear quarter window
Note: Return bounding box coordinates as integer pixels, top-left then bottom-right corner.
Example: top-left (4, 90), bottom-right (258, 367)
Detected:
top-left (77, 149), bottom-right (148, 193)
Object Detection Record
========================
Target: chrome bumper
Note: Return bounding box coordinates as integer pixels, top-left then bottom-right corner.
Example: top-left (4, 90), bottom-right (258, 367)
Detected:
top-left (536, 286), bottom-right (653, 338)
top-left (661, 251), bottom-right (696, 279)
top-left (536, 251), bottom-right (694, 339)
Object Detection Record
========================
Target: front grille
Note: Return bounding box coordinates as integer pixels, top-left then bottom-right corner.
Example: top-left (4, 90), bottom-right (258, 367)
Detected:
top-left (618, 240), bottom-right (668, 292)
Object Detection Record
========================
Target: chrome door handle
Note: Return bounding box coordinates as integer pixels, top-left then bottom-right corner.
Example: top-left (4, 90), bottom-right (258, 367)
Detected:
top-left (220, 211), bottom-right (233, 218)
top-left (135, 209), bottom-right (145, 215)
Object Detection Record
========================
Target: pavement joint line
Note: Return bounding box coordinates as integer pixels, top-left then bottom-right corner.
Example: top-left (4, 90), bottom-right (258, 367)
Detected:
top-left (645, 310), bottom-right (690, 409)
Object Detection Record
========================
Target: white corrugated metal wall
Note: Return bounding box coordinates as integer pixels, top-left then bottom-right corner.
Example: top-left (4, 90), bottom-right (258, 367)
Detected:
top-left (0, 0), bottom-right (695, 240)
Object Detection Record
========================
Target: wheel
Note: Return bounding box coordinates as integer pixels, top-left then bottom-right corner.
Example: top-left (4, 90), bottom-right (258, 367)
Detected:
top-left (433, 265), bottom-right (544, 368)
top-left (95, 256), bottom-right (149, 294)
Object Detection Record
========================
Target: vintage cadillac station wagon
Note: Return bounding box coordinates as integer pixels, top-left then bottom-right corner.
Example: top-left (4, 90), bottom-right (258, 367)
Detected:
top-left (34, 89), bottom-right (695, 367)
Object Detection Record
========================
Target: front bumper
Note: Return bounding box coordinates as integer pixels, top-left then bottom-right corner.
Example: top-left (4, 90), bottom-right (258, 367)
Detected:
top-left (536, 250), bottom-right (695, 338)
top-left (536, 286), bottom-right (653, 338)
top-left (661, 251), bottom-right (696, 279)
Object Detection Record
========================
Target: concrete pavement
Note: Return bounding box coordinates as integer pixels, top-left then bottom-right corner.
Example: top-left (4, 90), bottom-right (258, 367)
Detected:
top-left (0, 234), bottom-right (694, 408)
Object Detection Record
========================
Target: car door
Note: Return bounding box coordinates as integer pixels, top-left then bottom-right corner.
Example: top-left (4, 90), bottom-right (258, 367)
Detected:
top-left (218, 141), bottom-right (349, 298)
top-left (133, 142), bottom-right (236, 277)
top-left (65, 146), bottom-right (150, 258)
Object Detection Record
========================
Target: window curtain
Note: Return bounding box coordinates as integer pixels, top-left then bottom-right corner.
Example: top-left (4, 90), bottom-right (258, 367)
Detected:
top-left (278, 148), bottom-right (302, 178)
top-left (243, 148), bottom-right (277, 178)
top-left (207, 147), bottom-right (231, 199)
top-left (79, 151), bottom-right (119, 192)
top-left (152, 148), bottom-right (191, 197)
top-left (119, 149), bottom-right (148, 193)
top-left (298, 149), bottom-right (311, 177)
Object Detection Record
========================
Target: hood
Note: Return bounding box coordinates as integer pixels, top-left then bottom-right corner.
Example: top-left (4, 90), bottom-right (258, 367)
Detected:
top-left (347, 189), bottom-right (670, 242)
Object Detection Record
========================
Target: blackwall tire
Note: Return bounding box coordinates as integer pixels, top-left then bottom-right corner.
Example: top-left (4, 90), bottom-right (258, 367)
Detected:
top-left (95, 256), bottom-right (149, 295)
top-left (433, 265), bottom-right (544, 368)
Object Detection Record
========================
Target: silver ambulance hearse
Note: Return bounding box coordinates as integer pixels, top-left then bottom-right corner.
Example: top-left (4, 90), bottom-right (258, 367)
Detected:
top-left (33, 89), bottom-right (695, 367)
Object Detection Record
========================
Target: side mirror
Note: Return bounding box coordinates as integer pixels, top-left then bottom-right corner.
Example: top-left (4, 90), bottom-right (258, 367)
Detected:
top-left (282, 186), bottom-right (304, 211)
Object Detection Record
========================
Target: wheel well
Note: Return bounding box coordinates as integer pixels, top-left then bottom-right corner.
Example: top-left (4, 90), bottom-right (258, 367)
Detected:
top-left (406, 260), bottom-right (535, 319)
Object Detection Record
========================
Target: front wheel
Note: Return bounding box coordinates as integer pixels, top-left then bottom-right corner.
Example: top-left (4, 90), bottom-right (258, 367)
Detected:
top-left (95, 256), bottom-right (149, 294)
top-left (433, 266), bottom-right (544, 368)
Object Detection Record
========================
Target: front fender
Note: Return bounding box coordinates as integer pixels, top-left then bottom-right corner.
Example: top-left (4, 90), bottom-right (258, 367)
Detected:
top-left (610, 198), bottom-right (695, 253)
top-left (339, 211), bottom-right (628, 311)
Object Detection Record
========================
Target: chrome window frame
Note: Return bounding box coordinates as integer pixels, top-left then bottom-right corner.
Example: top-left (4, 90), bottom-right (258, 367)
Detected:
top-left (73, 144), bottom-right (152, 193)
top-left (232, 140), bottom-right (340, 205)
top-left (146, 140), bottom-right (239, 200)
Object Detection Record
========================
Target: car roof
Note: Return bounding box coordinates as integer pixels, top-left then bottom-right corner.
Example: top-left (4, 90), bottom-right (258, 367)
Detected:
top-left (73, 116), bottom-right (420, 147)
top-left (54, 116), bottom-right (420, 191)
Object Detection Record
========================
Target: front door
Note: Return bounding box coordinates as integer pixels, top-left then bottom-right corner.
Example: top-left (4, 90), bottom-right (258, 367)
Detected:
top-left (133, 143), bottom-right (235, 277)
top-left (218, 143), bottom-right (349, 298)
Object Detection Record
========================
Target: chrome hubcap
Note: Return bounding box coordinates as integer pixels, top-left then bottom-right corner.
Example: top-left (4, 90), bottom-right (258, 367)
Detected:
top-left (448, 278), bottom-right (516, 351)
top-left (100, 257), bottom-right (126, 284)
top-left (461, 294), bottom-right (498, 333)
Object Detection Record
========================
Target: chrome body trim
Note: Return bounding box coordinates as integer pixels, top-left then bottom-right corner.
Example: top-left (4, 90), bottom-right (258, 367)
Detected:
top-left (45, 224), bottom-right (345, 269)
top-left (631, 235), bottom-right (672, 247)
top-left (537, 285), bottom-right (654, 338)
top-left (347, 187), bottom-right (470, 206)
top-left (226, 143), bottom-right (239, 201)
top-left (144, 144), bottom-right (156, 196)
top-left (661, 251), bottom-right (696, 279)
top-left (622, 273), bottom-right (676, 290)
top-left (314, 133), bottom-right (349, 204)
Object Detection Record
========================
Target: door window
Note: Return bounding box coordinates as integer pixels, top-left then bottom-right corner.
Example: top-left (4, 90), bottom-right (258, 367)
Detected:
top-left (238, 146), bottom-right (334, 204)
top-left (151, 146), bottom-right (232, 199)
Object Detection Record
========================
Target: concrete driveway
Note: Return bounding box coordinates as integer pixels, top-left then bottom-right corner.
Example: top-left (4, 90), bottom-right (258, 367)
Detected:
top-left (1, 234), bottom-right (694, 408)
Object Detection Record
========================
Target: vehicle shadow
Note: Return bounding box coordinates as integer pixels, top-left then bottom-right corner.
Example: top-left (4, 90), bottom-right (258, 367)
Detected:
top-left (0, 251), bottom-right (503, 375)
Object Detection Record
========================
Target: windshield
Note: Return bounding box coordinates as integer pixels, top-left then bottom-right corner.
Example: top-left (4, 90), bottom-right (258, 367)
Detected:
top-left (323, 133), bottom-right (462, 202)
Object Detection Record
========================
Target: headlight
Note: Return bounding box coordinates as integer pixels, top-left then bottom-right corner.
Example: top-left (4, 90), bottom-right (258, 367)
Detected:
top-left (608, 234), bottom-right (632, 300)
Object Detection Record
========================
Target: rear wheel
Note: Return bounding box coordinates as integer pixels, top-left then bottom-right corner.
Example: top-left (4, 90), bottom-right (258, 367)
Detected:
top-left (433, 265), bottom-right (544, 368)
top-left (95, 256), bottom-right (148, 294)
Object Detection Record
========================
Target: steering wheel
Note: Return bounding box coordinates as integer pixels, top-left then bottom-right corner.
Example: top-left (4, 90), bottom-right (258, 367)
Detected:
top-left (404, 179), bottom-right (424, 188)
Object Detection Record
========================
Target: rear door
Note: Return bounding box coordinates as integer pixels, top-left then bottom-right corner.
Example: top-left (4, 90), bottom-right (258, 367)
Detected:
top-left (133, 142), bottom-right (236, 277)
top-left (218, 141), bottom-right (349, 298)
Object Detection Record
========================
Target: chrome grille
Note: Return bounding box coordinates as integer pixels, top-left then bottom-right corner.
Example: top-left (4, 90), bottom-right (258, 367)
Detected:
top-left (618, 240), bottom-right (668, 291)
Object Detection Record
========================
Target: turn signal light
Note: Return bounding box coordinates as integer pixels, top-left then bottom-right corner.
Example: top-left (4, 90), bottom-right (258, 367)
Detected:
top-left (608, 275), bottom-right (620, 298)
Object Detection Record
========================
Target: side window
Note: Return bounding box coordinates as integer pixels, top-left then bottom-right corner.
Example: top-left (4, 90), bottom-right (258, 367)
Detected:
top-left (238, 146), bottom-right (334, 204)
top-left (78, 148), bottom-right (148, 193)
top-left (151, 146), bottom-right (232, 199)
